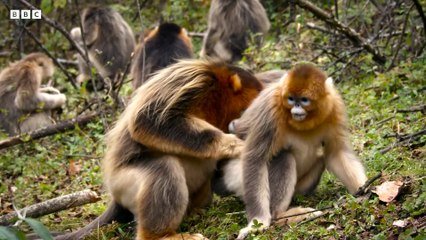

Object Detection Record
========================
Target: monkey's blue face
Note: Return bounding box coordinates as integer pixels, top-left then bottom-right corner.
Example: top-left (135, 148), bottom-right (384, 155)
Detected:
top-left (287, 95), bottom-right (310, 121)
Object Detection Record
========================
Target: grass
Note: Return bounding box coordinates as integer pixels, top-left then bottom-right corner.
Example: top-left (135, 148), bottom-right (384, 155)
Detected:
top-left (0, 2), bottom-right (425, 238)
top-left (1, 55), bottom-right (424, 239)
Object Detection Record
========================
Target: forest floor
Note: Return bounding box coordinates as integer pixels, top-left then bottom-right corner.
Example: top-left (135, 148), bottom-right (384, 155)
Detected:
top-left (1, 55), bottom-right (425, 239)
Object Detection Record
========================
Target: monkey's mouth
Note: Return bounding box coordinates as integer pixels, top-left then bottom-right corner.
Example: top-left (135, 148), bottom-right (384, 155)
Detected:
top-left (292, 114), bottom-right (307, 121)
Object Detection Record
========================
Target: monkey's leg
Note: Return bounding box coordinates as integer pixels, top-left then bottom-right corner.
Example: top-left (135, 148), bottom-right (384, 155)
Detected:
top-left (136, 158), bottom-right (206, 240)
top-left (295, 157), bottom-right (325, 195)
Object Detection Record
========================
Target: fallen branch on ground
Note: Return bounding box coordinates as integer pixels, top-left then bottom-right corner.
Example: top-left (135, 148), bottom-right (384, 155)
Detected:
top-left (396, 104), bottom-right (426, 113)
top-left (380, 129), bottom-right (426, 154)
top-left (272, 172), bottom-right (382, 223)
top-left (0, 112), bottom-right (99, 150)
top-left (0, 190), bottom-right (100, 226)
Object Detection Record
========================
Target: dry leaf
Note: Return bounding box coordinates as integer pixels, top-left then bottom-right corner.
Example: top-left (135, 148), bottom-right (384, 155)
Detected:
top-left (372, 180), bottom-right (403, 202)
top-left (68, 160), bottom-right (82, 176)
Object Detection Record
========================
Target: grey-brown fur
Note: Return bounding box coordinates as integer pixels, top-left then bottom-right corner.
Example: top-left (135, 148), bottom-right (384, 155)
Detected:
top-left (201, 0), bottom-right (270, 63)
top-left (71, 6), bottom-right (135, 88)
top-left (237, 85), bottom-right (286, 220)
top-left (255, 70), bottom-right (286, 86)
top-left (131, 23), bottom-right (193, 89)
top-left (214, 65), bottom-right (367, 239)
top-left (57, 59), bottom-right (262, 240)
top-left (0, 53), bottom-right (66, 135)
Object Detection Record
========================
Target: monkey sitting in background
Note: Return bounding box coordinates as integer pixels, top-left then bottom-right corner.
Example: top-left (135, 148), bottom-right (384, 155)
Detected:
top-left (55, 59), bottom-right (263, 240)
top-left (0, 53), bottom-right (66, 136)
top-left (71, 6), bottom-right (135, 90)
top-left (131, 22), bottom-right (194, 89)
top-left (214, 63), bottom-right (368, 239)
top-left (200, 0), bottom-right (270, 63)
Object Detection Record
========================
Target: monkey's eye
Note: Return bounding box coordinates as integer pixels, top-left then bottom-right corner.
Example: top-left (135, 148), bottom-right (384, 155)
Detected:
top-left (287, 96), bottom-right (295, 105)
top-left (301, 97), bottom-right (310, 106)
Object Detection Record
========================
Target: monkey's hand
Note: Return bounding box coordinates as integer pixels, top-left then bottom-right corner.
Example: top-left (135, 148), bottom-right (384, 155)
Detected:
top-left (216, 134), bottom-right (244, 159)
top-left (40, 86), bottom-right (61, 94)
top-left (236, 220), bottom-right (269, 240)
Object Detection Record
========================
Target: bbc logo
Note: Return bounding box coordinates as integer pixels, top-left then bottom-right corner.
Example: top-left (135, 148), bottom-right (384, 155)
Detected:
top-left (10, 9), bottom-right (41, 20)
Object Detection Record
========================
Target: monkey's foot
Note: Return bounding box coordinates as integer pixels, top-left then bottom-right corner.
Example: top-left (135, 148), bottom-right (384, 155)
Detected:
top-left (236, 225), bottom-right (268, 240)
top-left (163, 233), bottom-right (208, 240)
top-left (275, 207), bottom-right (323, 226)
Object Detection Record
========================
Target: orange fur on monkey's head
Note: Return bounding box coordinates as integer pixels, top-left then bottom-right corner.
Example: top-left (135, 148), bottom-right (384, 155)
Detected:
top-left (131, 59), bottom-right (262, 132)
top-left (195, 62), bottom-right (263, 131)
top-left (284, 62), bottom-right (327, 100)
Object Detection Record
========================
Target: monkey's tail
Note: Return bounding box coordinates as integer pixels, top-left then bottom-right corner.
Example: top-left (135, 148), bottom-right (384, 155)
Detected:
top-left (53, 202), bottom-right (133, 240)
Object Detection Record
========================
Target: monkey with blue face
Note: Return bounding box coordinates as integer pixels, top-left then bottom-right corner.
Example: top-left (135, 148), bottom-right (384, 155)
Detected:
top-left (214, 63), bottom-right (368, 239)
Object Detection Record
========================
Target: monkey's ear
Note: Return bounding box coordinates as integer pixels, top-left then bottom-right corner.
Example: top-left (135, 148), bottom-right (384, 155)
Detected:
top-left (229, 74), bottom-right (242, 93)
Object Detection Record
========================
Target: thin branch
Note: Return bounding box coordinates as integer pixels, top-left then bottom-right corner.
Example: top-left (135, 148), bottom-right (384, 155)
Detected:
top-left (57, 58), bottom-right (78, 67)
top-left (15, 0), bottom-right (89, 64)
top-left (295, 211), bottom-right (327, 227)
top-left (273, 172), bottom-right (382, 223)
top-left (273, 208), bottom-right (328, 222)
top-left (131, 0), bottom-right (150, 22)
top-left (380, 129), bottom-right (426, 154)
top-left (0, 190), bottom-right (100, 226)
top-left (387, 3), bottom-right (415, 70)
top-left (306, 22), bottom-right (333, 34)
top-left (295, 0), bottom-right (386, 64)
top-left (282, 0), bottom-right (297, 28)
top-left (412, 0), bottom-right (426, 36)
top-left (22, 26), bottom-right (78, 88)
top-left (396, 104), bottom-right (426, 113)
top-left (135, 0), bottom-right (147, 87)
top-left (354, 172), bottom-right (383, 197)
top-left (0, 112), bottom-right (99, 150)
top-left (109, 52), bottom-right (134, 107)
top-left (376, 115), bottom-right (395, 126)
top-left (188, 32), bottom-right (206, 38)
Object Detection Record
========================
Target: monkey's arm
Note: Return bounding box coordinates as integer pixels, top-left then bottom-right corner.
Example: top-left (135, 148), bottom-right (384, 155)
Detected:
top-left (324, 126), bottom-right (368, 194)
top-left (129, 114), bottom-right (243, 160)
top-left (241, 122), bottom-right (275, 223)
top-left (236, 88), bottom-right (287, 238)
top-left (15, 91), bottom-right (66, 112)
